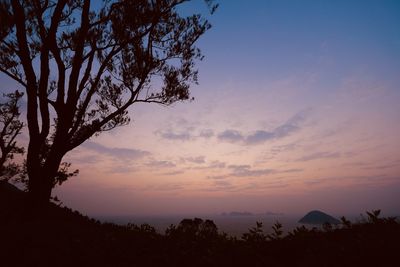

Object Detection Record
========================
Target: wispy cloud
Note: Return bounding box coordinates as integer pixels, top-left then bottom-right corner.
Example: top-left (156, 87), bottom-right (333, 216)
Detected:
top-left (304, 174), bottom-right (400, 187)
top-left (198, 129), bottom-right (214, 138)
top-left (213, 180), bottom-right (235, 190)
top-left (296, 151), bottom-right (341, 162)
top-left (161, 170), bottom-right (185, 176)
top-left (227, 164), bottom-right (251, 170)
top-left (144, 183), bottom-right (185, 192)
top-left (281, 168), bottom-right (304, 173)
top-left (208, 160), bottom-right (226, 169)
top-left (201, 180), bottom-right (236, 192)
top-left (158, 130), bottom-right (192, 141)
top-left (230, 165), bottom-right (275, 177)
top-left (207, 165), bottom-right (303, 179)
top-left (207, 175), bottom-right (227, 180)
top-left (68, 153), bottom-right (102, 165)
top-left (182, 156), bottom-right (206, 164)
top-left (83, 141), bottom-right (150, 159)
top-left (217, 130), bottom-right (244, 143)
top-left (157, 128), bottom-right (215, 141)
top-left (270, 143), bottom-right (299, 154)
top-left (106, 165), bottom-right (137, 174)
top-left (217, 109), bottom-right (310, 145)
top-left (245, 130), bottom-right (275, 144)
top-left (146, 160), bottom-right (176, 168)
top-left (361, 161), bottom-right (400, 170)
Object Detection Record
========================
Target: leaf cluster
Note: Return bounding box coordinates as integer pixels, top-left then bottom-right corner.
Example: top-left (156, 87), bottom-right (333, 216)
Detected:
top-left (0, 90), bottom-right (24, 180)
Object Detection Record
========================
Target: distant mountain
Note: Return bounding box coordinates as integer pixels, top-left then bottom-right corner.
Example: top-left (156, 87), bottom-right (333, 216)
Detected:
top-left (299, 210), bottom-right (340, 225)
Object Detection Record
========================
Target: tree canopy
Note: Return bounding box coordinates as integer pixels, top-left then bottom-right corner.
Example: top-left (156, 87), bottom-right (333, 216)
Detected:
top-left (0, 0), bottom-right (216, 203)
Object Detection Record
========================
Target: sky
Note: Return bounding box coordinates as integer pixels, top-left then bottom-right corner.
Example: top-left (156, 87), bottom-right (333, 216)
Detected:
top-left (2, 0), bottom-right (400, 217)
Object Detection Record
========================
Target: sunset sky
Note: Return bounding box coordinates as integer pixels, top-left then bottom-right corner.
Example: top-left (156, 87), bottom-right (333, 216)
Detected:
top-left (2, 0), bottom-right (400, 217)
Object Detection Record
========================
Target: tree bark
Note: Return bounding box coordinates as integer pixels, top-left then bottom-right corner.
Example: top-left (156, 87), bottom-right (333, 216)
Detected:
top-left (28, 153), bottom-right (63, 205)
top-left (28, 174), bottom-right (52, 205)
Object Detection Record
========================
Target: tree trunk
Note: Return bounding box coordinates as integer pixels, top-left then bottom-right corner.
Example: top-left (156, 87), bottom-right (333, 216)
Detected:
top-left (27, 154), bottom-right (63, 206)
top-left (28, 171), bottom-right (53, 206)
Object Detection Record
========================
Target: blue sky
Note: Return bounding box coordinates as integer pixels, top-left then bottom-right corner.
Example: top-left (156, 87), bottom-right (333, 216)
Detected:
top-left (200, 0), bottom-right (400, 84)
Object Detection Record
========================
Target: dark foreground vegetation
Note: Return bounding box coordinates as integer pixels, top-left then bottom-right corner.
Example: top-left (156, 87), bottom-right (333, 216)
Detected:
top-left (1, 182), bottom-right (399, 267)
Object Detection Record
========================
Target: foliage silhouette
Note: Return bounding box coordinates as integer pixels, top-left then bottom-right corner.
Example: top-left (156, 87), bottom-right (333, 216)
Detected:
top-left (267, 221), bottom-right (283, 240)
top-left (0, 0), bottom-right (217, 204)
top-left (0, 90), bottom-right (78, 192)
top-left (241, 221), bottom-right (267, 243)
top-left (0, 90), bottom-right (24, 181)
top-left (166, 218), bottom-right (219, 239)
top-left (340, 216), bottom-right (352, 229)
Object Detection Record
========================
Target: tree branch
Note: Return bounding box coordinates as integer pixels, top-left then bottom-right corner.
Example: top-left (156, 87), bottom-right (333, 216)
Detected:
top-left (48, 0), bottom-right (68, 109)
top-left (11, 0), bottom-right (39, 139)
top-left (66, 0), bottom-right (90, 114)
top-left (0, 66), bottom-right (27, 87)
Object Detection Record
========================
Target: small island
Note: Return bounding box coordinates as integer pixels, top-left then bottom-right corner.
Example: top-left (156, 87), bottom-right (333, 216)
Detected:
top-left (299, 210), bottom-right (341, 225)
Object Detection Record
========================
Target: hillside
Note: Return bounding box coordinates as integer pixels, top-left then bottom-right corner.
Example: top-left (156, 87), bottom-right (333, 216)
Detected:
top-left (1, 181), bottom-right (399, 267)
top-left (299, 210), bottom-right (341, 225)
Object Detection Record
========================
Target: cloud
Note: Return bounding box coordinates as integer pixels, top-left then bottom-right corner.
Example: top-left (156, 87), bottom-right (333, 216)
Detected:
top-left (198, 129), bottom-right (214, 138)
top-left (342, 161), bottom-right (371, 167)
top-left (207, 174), bottom-right (227, 180)
top-left (217, 130), bottom-right (244, 143)
top-left (280, 168), bottom-right (303, 173)
top-left (190, 160), bottom-right (227, 171)
top-left (158, 130), bottom-right (192, 141)
top-left (83, 141), bottom-right (150, 159)
top-left (182, 156), bottom-right (206, 164)
top-left (202, 180), bottom-right (236, 192)
top-left (361, 161), bottom-right (400, 170)
top-left (144, 183), bottom-right (185, 192)
top-left (157, 128), bottom-right (215, 141)
top-left (213, 180), bottom-right (235, 190)
top-left (217, 109), bottom-right (310, 145)
top-left (272, 124), bottom-right (299, 139)
top-left (227, 164), bottom-right (251, 170)
top-left (106, 165), bottom-right (137, 174)
top-left (208, 165), bottom-right (303, 179)
top-left (162, 170), bottom-right (185, 176)
top-left (246, 109), bottom-right (309, 144)
top-left (215, 164), bottom-right (274, 178)
top-left (67, 153), bottom-right (101, 165)
top-left (208, 160), bottom-right (226, 169)
top-left (296, 151), bottom-right (341, 162)
top-left (303, 174), bottom-right (400, 187)
top-left (245, 130), bottom-right (275, 144)
top-left (231, 167), bottom-right (275, 177)
top-left (270, 143), bottom-right (299, 154)
top-left (146, 160), bottom-right (176, 168)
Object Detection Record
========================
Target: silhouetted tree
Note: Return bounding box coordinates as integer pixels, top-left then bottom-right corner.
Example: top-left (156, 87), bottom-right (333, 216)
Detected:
top-left (0, 90), bottom-right (24, 181)
top-left (166, 218), bottom-right (219, 240)
top-left (267, 221), bottom-right (283, 240)
top-left (0, 0), bottom-right (217, 204)
top-left (366, 209), bottom-right (381, 224)
top-left (242, 221), bottom-right (267, 242)
top-left (340, 216), bottom-right (352, 229)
